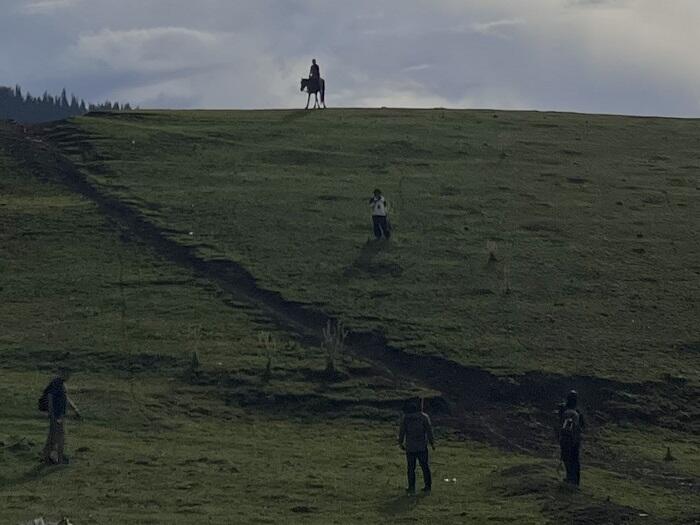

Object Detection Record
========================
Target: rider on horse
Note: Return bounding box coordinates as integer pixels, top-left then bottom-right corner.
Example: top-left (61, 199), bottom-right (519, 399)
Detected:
top-left (309, 59), bottom-right (320, 92)
top-left (301, 59), bottom-right (325, 109)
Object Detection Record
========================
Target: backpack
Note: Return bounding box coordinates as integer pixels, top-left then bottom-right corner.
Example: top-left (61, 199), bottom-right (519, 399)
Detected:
top-left (560, 409), bottom-right (581, 445)
top-left (38, 389), bottom-right (49, 412)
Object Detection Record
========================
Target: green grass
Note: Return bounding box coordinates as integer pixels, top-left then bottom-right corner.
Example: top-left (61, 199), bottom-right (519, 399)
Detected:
top-left (1, 371), bottom-right (552, 524)
top-left (60, 109), bottom-right (700, 383)
top-left (2, 110), bottom-right (699, 524)
top-left (0, 133), bottom-right (548, 525)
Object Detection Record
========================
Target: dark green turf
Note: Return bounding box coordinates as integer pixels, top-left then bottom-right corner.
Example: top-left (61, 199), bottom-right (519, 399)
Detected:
top-left (56, 109), bottom-right (700, 383)
top-left (2, 111), bottom-right (698, 524)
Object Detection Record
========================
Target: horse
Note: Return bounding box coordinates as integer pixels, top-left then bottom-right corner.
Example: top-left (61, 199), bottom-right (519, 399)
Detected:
top-left (300, 77), bottom-right (326, 109)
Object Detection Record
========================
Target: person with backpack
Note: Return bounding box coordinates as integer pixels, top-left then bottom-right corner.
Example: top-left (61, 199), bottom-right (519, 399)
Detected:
top-left (398, 398), bottom-right (435, 495)
top-left (369, 188), bottom-right (391, 240)
top-left (558, 390), bottom-right (585, 486)
top-left (39, 368), bottom-right (81, 465)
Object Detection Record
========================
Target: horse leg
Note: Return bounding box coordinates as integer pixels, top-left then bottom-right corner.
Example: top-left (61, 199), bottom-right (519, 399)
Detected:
top-left (306, 92), bottom-right (310, 110)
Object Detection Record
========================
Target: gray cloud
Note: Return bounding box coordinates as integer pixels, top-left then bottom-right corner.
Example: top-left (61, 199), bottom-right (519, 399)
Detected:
top-left (2, 0), bottom-right (699, 116)
top-left (470, 19), bottom-right (526, 39)
top-left (18, 0), bottom-right (84, 14)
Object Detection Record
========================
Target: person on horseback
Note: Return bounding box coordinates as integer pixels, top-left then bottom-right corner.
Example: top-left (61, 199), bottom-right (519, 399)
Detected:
top-left (301, 60), bottom-right (326, 109)
top-left (309, 59), bottom-right (320, 92)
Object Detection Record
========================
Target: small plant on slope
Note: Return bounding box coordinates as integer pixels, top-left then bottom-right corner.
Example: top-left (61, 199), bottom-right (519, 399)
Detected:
top-left (322, 319), bottom-right (348, 378)
top-left (486, 240), bottom-right (498, 263)
top-left (257, 331), bottom-right (278, 383)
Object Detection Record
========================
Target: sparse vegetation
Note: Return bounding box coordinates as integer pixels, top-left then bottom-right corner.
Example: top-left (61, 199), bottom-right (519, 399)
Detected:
top-left (502, 264), bottom-right (512, 295)
top-left (486, 240), bottom-right (498, 263)
top-left (257, 331), bottom-right (279, 382)
top-left (322, 319), bottom-right (348, 378)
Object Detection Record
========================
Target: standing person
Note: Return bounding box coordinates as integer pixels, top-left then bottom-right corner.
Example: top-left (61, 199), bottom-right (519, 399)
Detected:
top-left (309, 59), bottom-right (320, 90)
top-left (398, 398), bottom-right (435, 495)
top-left (558, 390), bottom-right (585, 486)
top-left (369, 188), bottom-right (391, 240)
top-left (40, 368), bottom-right (81, 465)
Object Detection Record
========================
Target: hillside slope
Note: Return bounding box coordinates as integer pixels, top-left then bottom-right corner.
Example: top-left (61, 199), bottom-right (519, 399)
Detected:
top-left (43, 109), bottom-right (699, 384)
top-left (1, 110), bottom-right (698, 524)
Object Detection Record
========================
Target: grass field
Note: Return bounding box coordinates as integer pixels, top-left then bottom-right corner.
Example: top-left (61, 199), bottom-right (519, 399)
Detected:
top-left (48, 109), bottom-right (699, 383)
top-left (1, 109), bottom-right (698, 524)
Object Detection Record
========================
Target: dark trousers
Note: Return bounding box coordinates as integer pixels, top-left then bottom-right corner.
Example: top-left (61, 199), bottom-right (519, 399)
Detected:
top-left (42, 417), bottom-right (65, 464)
top-left (561, 443), bottom-right (580, 485)
top-left (372, 216), bottom-right (391, 240)
top-left (406, 449), bottom-right (431, 490)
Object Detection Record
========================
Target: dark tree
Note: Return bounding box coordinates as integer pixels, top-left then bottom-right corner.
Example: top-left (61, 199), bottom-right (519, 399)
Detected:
top-left (1, 84), bottom-right (135, 123)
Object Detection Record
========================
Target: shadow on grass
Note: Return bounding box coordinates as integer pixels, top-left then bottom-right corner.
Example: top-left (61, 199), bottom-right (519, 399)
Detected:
top-left (379, 493), bottom-right (425, 516)
top-left (344, 240), bottom-right (401, 278)
top-left (0, 464), bottom-right (64, 491)
top-left (280, 110), bottom-right (315, 124)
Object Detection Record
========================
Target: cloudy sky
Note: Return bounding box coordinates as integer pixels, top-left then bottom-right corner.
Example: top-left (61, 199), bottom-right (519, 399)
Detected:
top-left (2, 0), bottom-right (699, 116)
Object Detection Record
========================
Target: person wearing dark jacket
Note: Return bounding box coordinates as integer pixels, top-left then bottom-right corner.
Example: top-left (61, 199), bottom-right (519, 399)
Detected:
top-left (398, 399), bottom-right (435, 494)
top-left (558, 390), bottom-right (586, 486)
top-left (309, 59), bottom-right (320, 91)
top-left (41, 369), bottom-right (81, 465)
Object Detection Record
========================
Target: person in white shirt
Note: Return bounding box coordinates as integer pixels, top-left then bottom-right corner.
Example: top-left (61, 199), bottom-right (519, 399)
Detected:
top-left (369, 188), bottom-right (391, 240)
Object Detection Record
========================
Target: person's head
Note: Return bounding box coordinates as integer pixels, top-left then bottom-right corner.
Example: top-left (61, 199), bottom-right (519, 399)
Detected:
top-left (565, 390), bottom-right (578, 408)
top-left (312, 59), bottom-right (317, 65)
top-left (403, 398), bottom-right (420, 414)
top-left (373, 188), bottom-right (381, 197)
top-left (57, 367), bottom-right (72, 382)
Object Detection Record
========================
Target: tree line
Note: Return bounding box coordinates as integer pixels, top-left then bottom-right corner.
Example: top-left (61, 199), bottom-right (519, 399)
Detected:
top-left (0, 85), bottom-right (136, 124)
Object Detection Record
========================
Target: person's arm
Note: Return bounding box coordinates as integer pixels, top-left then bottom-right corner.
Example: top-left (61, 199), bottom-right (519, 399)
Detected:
top-left (398, 417), bottom-right (406, 449)
top-left (68, 396), bottom-right (82, 419)
top-left (579, 411), bottom-right (586, 432)
top-left (48, 394), bottom-right (55, 420)
top-left (424, 414), bottom-right (435, 450)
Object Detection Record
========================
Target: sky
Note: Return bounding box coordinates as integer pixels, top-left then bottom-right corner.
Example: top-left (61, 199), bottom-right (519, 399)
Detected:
top-left (2, 0), bottom-right (699, 116)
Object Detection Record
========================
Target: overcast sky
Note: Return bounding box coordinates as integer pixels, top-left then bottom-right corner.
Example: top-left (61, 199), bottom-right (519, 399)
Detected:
top-left (2, 0), bottom-right (699, 116)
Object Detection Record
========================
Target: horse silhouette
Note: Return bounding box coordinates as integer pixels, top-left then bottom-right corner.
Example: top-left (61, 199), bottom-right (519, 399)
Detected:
top-left (301, 77), bottom-right (326, 109)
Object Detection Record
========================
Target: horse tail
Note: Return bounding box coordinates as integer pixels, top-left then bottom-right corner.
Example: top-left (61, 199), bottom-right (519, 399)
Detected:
top-left (320, 79), bottom-right (325, 103)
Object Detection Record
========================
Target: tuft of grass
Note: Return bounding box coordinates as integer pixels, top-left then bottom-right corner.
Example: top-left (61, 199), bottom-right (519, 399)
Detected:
top-left (486, 240), bottom-right (498, 263)
top-left (322, 319), bottom-right (348, 379)
top-left (257, 331), bottom-right (279, 383)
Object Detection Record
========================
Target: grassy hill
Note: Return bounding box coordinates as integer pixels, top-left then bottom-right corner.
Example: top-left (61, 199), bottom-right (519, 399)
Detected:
top-left (47, 109), bottom-right (700, 382)
top-left (1, 109), bottom-right (698, 524)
